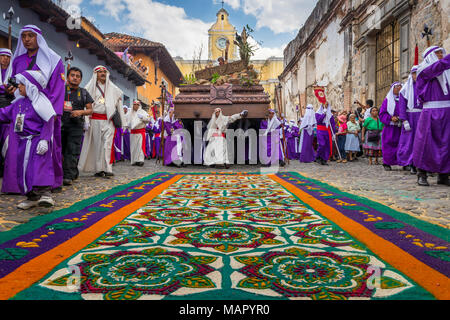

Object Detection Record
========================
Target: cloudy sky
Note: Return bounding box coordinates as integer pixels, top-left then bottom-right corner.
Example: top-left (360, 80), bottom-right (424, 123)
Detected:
top-left (63, 0), bottom-right (317, 60)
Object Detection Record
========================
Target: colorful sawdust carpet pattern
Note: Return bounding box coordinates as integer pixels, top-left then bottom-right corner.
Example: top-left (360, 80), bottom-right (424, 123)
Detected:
top-left (0, 172), bottom-right (448, 300)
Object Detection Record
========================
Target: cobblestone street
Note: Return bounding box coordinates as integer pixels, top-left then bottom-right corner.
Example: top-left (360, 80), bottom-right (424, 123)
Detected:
top-left (0, 157), bottom-right (448, 232)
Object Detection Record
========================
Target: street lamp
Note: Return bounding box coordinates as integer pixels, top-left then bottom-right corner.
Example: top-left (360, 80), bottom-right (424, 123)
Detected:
top-left (3, 6), bottom-right (20, 50)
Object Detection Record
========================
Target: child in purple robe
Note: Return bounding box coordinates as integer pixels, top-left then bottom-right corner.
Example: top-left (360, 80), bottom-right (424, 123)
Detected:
top-left (397, 66), bottom-right (421, 174)
top-left (379, 82), bottom-right (402, 171)
top-left (163, 108), bottom-right (184, 167)
top-left (298, 105), bottom-right (317, 163)
top-left (0, 70), bottom-right (56, 209)
top-left (413, 46), bottom-right (450, 186)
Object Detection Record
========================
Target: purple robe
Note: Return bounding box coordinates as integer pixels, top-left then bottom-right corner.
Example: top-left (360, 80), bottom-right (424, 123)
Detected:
top-left (0, 98), bottom-right (55, 194)
top-left (379, 97), bottom-right (402, 166)
top-left (286, 125), bottom-right (300, 160)
top-left (122, 128), bottom-right (131, 160)
top-left (11, 52), bottom-right (65, 189)
top-left (113, 128), bottom-right (122, 162)
top-left (163, 119), bottom-right (183, 166)
top-left (260, 119), bottom-right (284, 164)
top-left (397, 82), bottom-right (422, 167)
top-left (413, 54), bottom-right (450, 174)
top-left (152, 119), bottom-right (162, 159)
top-left (299, 129), bottom-right (315, 163)
top-left (315, 113), bottom-right (336, 161)
top-left (145, 123), bottom-right (152, 158)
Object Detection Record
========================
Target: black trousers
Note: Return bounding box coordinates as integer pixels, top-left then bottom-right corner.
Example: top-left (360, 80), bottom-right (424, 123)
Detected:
top-left (62, 122), bottom-right (84, 180)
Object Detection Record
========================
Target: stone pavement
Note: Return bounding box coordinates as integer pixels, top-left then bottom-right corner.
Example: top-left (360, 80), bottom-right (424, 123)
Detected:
top-left (0, 158), bottom-right (448, 232)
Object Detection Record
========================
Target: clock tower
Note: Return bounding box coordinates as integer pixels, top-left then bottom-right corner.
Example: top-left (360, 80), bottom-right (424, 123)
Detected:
top-left (208, 8), bottom-right (238, 62)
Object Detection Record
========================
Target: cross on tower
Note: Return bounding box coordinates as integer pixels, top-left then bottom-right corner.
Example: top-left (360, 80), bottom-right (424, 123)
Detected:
top-left (221, 0), bottom-right (224, 8)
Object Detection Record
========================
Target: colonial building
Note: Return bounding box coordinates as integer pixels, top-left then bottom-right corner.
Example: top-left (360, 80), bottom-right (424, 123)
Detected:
top-left (103, 33), bottom-right (183, 109)
top-left (279, 0), bottom-right (450, 120)
top-left (174, 7), bottom-right (284, 108)
top-left (0, 0), bottom-right (145, 104)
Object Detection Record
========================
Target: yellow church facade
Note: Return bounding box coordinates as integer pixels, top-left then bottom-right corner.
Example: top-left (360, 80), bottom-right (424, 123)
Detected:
top-left (173, 8), bottom-right (283, 108)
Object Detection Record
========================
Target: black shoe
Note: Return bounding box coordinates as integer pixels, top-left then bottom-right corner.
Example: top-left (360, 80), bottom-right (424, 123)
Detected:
top-left (410, 166), bottom-right (417, 175)
top-left (437, 174), bottom-right (450, 186)
top-left (94, 172), bottom-right (105, 177)
top-left (417, 175), bottom-right (430, 186)
top-left (383, 164), bottom-right (392, 171)
top-left (320, 159), bottom-right (328, 166)
top-left (403, 166), bottom-right (411, 171)
top-left (224, 164), bottom-right (230, 169)
top-left (63, 179), bottom-right (73, 186)
top-left (105, 172), bottom-right (114, 177)
top-left (137, 162), bottom-right (144, 167)
top-left (51, 186), bottom-right (63, 193)
top-left (280, 161), bottom-right (286, 167)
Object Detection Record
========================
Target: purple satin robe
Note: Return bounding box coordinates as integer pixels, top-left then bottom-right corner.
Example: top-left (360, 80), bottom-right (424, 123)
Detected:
top-left (12, 52), bottom-right (65, 189)
top-left (413, 54), bottom-right (450, 173)
top-left (379, 98), bottom-right (402, 166)
top-left (397, 83), bottom-right (422, 167)
top-left (152, 119), bottom-right (162, 159)
top-left (0, 98), bottom-right (55, 194)
top-left (260, 119), bottom-right (284, 165)
top-left (315, 113), bottom-right (336, 161)
top-left (163, 119), bottom-right (183, 166)
top-left (299, 129), bottom-right (316, 163)
top-left (113, 128), bottom-right (122, 162)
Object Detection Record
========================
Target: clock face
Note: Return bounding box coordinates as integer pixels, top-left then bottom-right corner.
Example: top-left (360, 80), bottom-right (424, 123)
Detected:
top-left (216, 37), bottom-right (228, 50)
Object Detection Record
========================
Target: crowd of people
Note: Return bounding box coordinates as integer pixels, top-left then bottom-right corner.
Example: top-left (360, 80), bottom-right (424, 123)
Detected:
top-left (0, 24), bottom-right (448, 211)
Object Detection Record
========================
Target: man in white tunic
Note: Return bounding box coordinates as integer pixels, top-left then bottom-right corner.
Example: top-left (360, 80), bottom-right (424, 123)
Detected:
top-left (129, 100), bottom-right (150, 167)
top-left (204, 108), bottom-right (247, 168)
top-left (78, 66), bottom-right (124, 178)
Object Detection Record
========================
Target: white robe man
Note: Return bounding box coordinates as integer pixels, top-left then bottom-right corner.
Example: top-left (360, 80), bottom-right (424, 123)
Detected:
top-left (129, 100), bottom-right (150, 167)
top-left (78, 66), bottom-right (124, 178)
top-left (204, 108), bottom-right (247, 168)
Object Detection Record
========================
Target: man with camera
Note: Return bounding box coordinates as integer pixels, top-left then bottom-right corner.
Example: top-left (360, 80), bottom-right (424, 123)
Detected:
top-left (62, 67), bottom-right (93, 186)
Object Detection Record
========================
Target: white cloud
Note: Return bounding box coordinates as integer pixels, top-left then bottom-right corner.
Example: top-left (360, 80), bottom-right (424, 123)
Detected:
top-left (91, 0), bottom-right (126, 20)
top-left (102, 0), bottom-right (212, 60)
top-left (212, 0), bottom-right (241, 10)
top-left (248, 37), bottom-right (284, 60)
top-left (87, 0), bottom-right (286, 60)
top-left (242, 0), bottom-right (317, 34)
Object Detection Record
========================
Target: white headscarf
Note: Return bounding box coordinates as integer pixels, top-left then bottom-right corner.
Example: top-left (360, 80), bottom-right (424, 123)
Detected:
top-left (399, 66), bottom-right (418, 111)
top-left (317, 103), bottom-right (332, 127)
top-left (0, 48), bottom-right (12, 85)
top-left (85, 65), bottom-right (124, 122)
top-left (417, 46), bottom-right (450, 95)
top-left (265, 110), bottom-right (281, 136)
top-left (11, 25), bottom-right (62, 83)
top-left (163, 107), bottom-right (176, 123)
top-left (299, 104), bottom-right (317, 135)
top-left (129, 101), bottom-right (149, 130)
top-left (386, 82), bottom-right (402, 116)
top-left (12, 70), bottom-right (55, 122)
top-left (207, 108), bottom-right (228, 140)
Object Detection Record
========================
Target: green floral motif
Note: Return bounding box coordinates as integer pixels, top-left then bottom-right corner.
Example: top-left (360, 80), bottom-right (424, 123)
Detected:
top-left (44, 247), bottom-right (219, 300)
top-left (90, 223), bottom-right (162, 247)
top-left (424, 250), bottom-right (450, 262)
top-left (170, 222), bottom-right (284, 253)
top-left (373, 222), bottom-right (405, 230)
top-left (0, 248), bottom-right (29, 261)
top-left (235, 248), bottom-right (373, 299)
top-left (46, 222), bottom-right (84, 231)
top-left (135, 208), bottom-right (220, 225)
top-left (290, 223), bottom-right (355, 247)
top-left (231, 207), bottom-right (318, 225)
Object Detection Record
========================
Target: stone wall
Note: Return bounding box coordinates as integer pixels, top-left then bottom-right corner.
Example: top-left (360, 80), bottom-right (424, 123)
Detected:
top-left (280, 0), bottom-right (450, 118)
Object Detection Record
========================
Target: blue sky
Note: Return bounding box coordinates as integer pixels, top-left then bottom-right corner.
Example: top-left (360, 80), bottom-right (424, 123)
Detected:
top-left (65, 0), bottom-right (318, 59)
